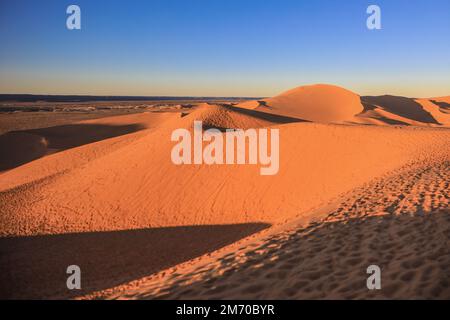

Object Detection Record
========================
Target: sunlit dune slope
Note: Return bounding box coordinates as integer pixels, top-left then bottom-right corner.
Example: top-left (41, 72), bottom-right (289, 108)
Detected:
top-left (1, 103), bottom-right (449, 237)
top-left (259, 84), bottom-right (364, 123)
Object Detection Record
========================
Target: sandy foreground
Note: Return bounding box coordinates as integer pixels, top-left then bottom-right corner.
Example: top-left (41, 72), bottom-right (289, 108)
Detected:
top-left (0, 85), bottom-right (449, 299)
top-left (84, 160), bottom-right (450, 299)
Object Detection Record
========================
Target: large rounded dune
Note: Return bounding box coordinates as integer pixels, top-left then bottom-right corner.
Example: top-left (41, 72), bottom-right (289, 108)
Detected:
top-left (261, 84), bottom-right (364, 123)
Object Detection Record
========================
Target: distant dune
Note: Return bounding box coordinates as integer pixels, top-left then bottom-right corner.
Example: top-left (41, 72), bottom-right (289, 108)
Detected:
top-left (256, 84), bottom-right (364, 123)
top-left (0, 84), bottom-right (449, 299)
top-left (238, 84), bottom-right (450, 127)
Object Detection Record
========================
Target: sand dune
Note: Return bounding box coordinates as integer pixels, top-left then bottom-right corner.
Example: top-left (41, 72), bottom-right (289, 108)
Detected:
top-left (360, 95), bottom-right (441, 125)
top-left (1, 111), bottom-right (449, 237)
top-left (237, 84), bottom-right (450, 127)
top-left (1, 84), bottom-right (449, 299)
top-left (84, 158), bottom-right (450, 299)
top-left (255, 84), bottom-right (364, 123)
top-left (416, 99), bottom-right (450, 126)
top-left (431, 96), bottom-right (450, 105)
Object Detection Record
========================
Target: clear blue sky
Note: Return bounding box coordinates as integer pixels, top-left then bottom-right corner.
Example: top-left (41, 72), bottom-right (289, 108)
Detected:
top-left (0, 0), bottom-right (449, 97)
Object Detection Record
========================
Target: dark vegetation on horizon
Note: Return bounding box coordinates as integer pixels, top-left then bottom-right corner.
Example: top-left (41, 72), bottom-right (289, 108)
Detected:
top-left (0, 94), bottom-right (262, 103)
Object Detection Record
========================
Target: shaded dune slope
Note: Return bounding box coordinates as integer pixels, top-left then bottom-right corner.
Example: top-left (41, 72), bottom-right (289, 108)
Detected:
top-left (361, 95), bottom-right (440, 125)
top-left (0, 112), bottom-right (176, 172)
top-left (0, 223), bottom-right (269, 299)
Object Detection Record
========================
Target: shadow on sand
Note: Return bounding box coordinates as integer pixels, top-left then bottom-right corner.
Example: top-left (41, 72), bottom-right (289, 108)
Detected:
top-left (361, 95), bottom-right (440, 124)
top-left (223, 104), bottom-right (308, 124)
top-left (430, 100), bottom-right (450, 113)
top-left (357, 99), bottom-right (411, 126)
top-left (0, 223), bottom-right (270, 299)
top-left (199, 103), bottom-right (306, 132)
top-left (0, 123), bottom-right (146, 171)
top-left (134, 211), bottom-right (450, 300)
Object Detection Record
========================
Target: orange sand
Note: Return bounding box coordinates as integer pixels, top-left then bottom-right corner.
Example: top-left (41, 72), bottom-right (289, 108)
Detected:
top-left (0, 84), bottom-right (449, 299)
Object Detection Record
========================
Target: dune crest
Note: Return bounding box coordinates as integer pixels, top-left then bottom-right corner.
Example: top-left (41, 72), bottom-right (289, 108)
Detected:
top-left (258, 84), bottom-right (364, 123)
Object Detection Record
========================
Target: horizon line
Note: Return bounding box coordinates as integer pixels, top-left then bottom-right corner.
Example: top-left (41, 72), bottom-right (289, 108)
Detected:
top-left (0, 93), bottom-right (266, 103)
top-left (1, 91), bottom-right (449, 102)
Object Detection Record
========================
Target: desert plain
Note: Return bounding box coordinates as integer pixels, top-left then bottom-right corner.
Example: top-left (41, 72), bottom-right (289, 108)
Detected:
top-left (0, 84), bottom-right (449, 299)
